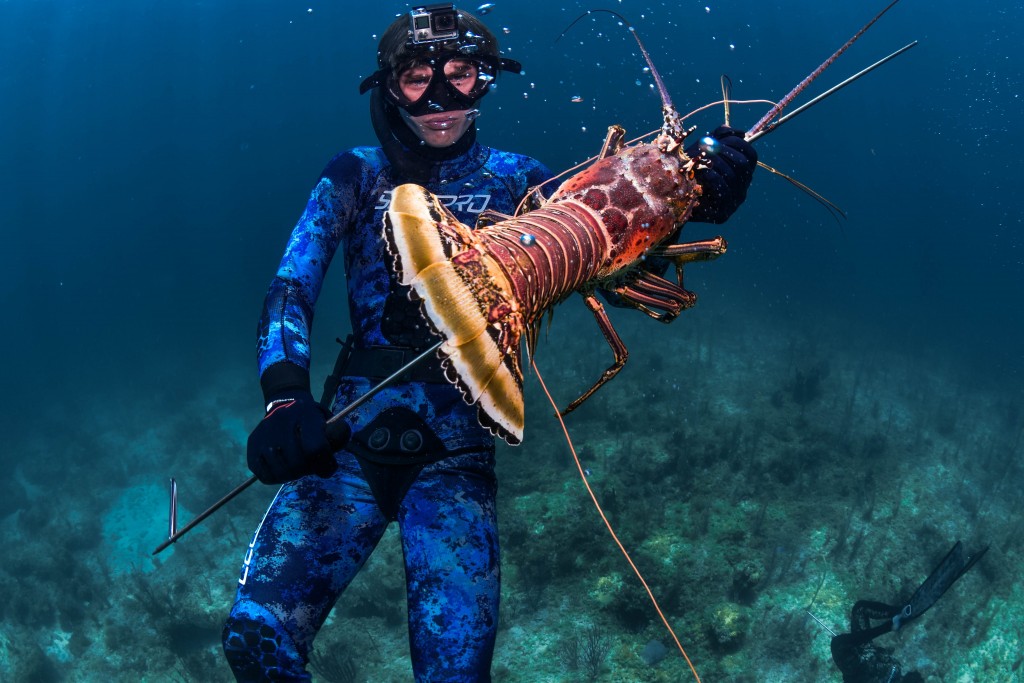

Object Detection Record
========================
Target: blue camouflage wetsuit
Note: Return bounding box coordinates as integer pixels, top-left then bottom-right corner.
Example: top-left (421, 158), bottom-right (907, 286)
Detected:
top-left (222, 141), bottom-right (552, 682)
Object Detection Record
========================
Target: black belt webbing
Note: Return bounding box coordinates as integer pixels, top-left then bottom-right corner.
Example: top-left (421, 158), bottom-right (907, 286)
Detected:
top-left (321, 338), bottom-right (449, 411)
top-left (347, 345), bottom-right (447, 384)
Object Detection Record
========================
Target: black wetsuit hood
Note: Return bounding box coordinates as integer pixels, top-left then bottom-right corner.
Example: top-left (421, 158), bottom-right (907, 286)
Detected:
top-left (369, 87), bottom-right (477, 185)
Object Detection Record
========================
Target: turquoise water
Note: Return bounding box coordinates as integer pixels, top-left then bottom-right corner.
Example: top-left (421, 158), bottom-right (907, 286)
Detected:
top-left (1, 1), bottom-right (1021, 680)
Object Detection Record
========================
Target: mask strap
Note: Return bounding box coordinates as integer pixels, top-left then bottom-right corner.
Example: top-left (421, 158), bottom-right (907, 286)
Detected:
top-left (359, 68), bottom-right (388, 95)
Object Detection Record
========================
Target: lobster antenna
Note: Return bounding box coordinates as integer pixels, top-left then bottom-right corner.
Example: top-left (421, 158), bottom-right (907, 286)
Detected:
top-left (532, 359), bottom-right (703, 683)
top-left (747, 0), bottom-right (904, 138)
top-left (741, 41), bottom-right (916, 223)
top-left (557, 10), bottom-right (688, 142)
top-left (720, 75), bottom-right (733, 127)
top-left (756, 160), bottom-right (847, 224)
top-left (746, 40), bottom-right (917, 143)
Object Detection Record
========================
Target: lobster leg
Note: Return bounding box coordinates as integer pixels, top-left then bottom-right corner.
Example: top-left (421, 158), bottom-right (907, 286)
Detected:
top-left (614, 270), bottom-right (697, 322)
top-left (564, 237), bottom-right (723, 409)
top-left (657, 236), bottom-right (728, 262)
top-left (657, 236), bottom-right (728, 288)
top-left (476, 209), bottom-right (515, 228)
top-left (516, 125), bottom-right (628, 218)
top-left (598, 125), bottom-right (627, 159)
top-left (562, 292), bottom-right (629, 416)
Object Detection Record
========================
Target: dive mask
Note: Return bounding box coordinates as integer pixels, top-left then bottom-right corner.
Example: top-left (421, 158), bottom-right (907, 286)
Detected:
top-left (359, 52), bottom-right (521, 117)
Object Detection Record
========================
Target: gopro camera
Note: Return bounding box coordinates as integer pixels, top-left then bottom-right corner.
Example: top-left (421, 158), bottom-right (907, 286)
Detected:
top-left (409, 4), bottom-right (459, 45)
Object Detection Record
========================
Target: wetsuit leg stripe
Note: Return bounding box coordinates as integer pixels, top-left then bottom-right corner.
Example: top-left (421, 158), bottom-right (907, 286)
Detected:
top-left (238, 485), bottom-right (283, 586)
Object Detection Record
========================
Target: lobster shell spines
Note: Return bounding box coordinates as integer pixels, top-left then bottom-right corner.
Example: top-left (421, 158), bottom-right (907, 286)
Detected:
top-left (549, 145), bottom-right (695, 276)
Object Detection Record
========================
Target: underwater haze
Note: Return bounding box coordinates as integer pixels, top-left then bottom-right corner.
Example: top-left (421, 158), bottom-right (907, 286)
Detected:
top-left (1, 0), bottom-right (1022, 680)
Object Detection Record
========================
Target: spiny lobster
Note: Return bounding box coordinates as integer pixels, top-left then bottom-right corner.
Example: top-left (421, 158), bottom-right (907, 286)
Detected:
top-left (384, 0), bottom-right (906, 445)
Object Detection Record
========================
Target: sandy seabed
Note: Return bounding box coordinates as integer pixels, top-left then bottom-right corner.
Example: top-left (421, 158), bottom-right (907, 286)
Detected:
top-left (2, 301), bottom-right (1019, 683)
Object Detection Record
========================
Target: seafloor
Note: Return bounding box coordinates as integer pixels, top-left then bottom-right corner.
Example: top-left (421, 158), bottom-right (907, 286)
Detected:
top-left (1, 298), bottom-right (1018, 682)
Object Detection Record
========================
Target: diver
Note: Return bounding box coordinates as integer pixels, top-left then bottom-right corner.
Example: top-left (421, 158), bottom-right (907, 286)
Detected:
top-left (221, 4), bottom-right (758, 681)
top-left (823, 541), bottom-right (988, 682)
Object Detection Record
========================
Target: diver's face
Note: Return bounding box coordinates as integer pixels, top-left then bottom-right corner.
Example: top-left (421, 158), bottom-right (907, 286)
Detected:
top-left (397, 61), bottom-right (478, 148)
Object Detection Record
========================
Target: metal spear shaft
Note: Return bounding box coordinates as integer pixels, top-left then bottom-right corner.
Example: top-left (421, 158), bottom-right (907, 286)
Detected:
top-left (152, 340), bottom-right (444, 555)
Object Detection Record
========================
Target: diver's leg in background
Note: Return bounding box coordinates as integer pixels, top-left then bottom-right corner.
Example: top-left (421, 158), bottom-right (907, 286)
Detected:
top-left (400, 448), bottom-right (500, 683)
top-left (222, 453), bottom-right (388, 681)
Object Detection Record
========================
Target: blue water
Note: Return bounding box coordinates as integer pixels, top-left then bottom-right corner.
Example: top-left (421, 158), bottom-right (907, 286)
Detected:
top-left (1, 1), bottom-right (1021, 680)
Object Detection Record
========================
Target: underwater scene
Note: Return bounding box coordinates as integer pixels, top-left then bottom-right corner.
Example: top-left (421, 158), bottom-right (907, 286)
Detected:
top-left (1, 0), bottom-right (1021, 681)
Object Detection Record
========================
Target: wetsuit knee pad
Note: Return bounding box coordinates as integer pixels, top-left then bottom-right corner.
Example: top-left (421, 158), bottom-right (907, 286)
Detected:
top-left (222, 600), bottom-right (308, 681)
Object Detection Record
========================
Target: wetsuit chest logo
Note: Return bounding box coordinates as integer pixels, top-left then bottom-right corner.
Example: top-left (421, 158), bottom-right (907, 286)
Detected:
top-left (376, 190), bottom-right (491, 214)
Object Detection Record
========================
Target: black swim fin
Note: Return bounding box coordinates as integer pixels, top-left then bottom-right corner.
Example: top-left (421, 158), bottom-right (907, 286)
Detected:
top-left (891, 541), bottom-right (988, 630)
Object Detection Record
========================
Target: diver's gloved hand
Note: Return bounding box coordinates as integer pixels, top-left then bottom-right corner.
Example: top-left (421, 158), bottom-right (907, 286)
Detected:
top-left (687, 125), bottom-right (757, 224)
top-left (247, 362), bottom-right (345, 484)
top-left (247, 391), bottom-right (342, 484)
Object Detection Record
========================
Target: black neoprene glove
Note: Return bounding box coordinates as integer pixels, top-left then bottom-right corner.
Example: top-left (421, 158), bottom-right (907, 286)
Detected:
top-left (686, 125), bottom-right (758, 224)
top-left (246, 363), bottom-right (348, 485)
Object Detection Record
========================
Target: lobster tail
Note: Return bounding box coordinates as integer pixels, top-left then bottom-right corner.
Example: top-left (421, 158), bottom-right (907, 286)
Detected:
top-left (384, 184), bottom-right (526, 445)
